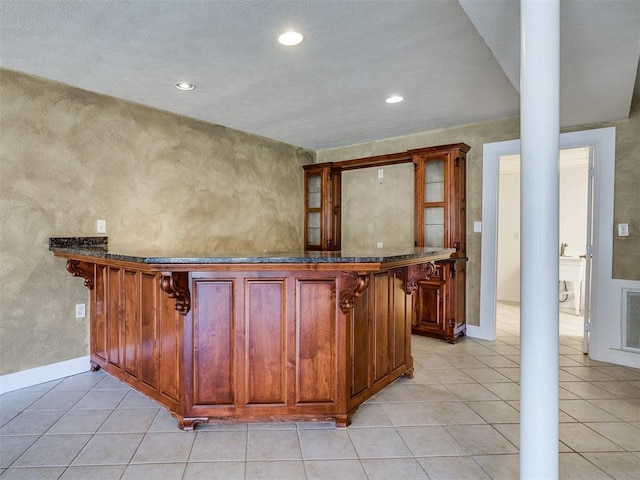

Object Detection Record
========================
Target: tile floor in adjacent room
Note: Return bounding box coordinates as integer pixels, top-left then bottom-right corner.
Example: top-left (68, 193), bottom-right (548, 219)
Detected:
top-left (1, 302), bottom-right (639, 479)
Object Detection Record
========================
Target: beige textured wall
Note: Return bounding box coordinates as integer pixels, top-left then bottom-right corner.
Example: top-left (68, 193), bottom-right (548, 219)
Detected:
top-left (0, 69), bottom-right (313, 375)
top-left (602, 95), bottom-right (639, 280)
top-left (318, 95), bottom-right (640, 326)
top-left (342, 163), bottom-right (414, 250)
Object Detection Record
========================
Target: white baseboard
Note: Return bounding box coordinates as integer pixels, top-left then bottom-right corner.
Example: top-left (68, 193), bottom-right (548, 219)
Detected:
top-left (465, 324), bottom-right (496, 341)
top-left (0, 356), bottom-right (91, 395)
top-left (605, 349), bottom-right (640, 369)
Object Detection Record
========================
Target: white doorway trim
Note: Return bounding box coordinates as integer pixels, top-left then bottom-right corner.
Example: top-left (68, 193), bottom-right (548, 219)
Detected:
top-left (475, 128), bottom-right (615, 352)
top-left (471, 139), bottom-right (521, 341)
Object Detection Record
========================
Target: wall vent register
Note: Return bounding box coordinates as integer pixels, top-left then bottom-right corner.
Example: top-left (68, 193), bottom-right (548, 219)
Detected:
top-left (623, 289), bottom-right (640, 351)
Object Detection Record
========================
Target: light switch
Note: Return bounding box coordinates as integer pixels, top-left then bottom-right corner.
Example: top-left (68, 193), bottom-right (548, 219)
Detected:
top-left (97, 219), bottom-right (106, 234)
top-left (473, 221), bottom-right (482, 233)
top-left (618, 223), bottom-right (629, 237)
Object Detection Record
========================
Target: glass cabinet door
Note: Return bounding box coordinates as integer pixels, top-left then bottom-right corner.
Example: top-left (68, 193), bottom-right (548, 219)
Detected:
top-left (306, 173), bottom-right (322, 247)
top-left (303, 165), bottom-right (340, 251)
top-left (425, 160), bottom-right (444, 202)
top-left (424, 207), bottom-right (444, 248)
top-left (307, 174), bottom-right (321, 209)
top-left (423, 159), bottom-right (445, 248)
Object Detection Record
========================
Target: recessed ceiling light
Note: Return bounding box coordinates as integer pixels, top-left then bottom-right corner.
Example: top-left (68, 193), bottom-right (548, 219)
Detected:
top-left (175, 82), bottom-right (195, 91)
top-left (278, 31), bottom-right (304, 46)
top-left (385, 95), bottom-right (404, 104)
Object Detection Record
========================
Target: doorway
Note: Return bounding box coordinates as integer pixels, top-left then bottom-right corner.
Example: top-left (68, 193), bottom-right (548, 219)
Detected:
top-left (495, 148), bottom-right (591, 347)
top-left (477, 127), bottom-right (620, 364)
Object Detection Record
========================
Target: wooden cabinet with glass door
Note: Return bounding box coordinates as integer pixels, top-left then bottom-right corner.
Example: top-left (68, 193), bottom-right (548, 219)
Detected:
top-left (411, 143), bottom-right (470, 343)
top-left (303, 164), bottom-right (341, 251)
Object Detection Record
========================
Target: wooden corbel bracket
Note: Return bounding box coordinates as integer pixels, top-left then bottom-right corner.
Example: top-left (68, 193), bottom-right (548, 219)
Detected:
top-left (339, 271), bottom-right (369, 314)
top-left (160, 272), bottom-right (191, 315)
top-left (404, 262), bottom-right (436, 295)
top-left (66, 259), bottom-right (95, 290)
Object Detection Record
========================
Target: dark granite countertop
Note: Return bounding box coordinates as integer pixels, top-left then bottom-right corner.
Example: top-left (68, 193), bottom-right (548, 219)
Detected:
top-left (49, 237), bottom-right (456, 265)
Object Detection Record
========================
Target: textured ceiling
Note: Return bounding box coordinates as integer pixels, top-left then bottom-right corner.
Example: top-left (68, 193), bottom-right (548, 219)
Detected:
top-left (1, 0), bottom-right (639, 150)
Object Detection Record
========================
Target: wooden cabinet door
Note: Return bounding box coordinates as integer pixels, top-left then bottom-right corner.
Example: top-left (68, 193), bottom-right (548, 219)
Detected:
top-left (413, 266), bottom-right (447, 335)
top-left (448, 260), bottom-right (467, 339)
top-left (412, 260), bottom-right (467, 343)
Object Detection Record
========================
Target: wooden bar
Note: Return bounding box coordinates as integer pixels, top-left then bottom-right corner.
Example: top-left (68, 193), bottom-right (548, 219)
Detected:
top-left (51, 239), bottom-right (453, 429)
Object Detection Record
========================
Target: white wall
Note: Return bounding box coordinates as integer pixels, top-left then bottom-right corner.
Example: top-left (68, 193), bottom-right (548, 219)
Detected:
top-left (497, 155), bottom-right (521, 302)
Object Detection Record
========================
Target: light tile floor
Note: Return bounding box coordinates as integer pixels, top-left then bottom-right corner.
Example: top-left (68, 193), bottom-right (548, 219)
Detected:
top-left (1, 302), bottom-right (639, 479)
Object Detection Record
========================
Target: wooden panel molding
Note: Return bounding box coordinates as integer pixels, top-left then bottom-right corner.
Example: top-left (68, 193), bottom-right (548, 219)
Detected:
top-left (192, 279), bottom-right (235, 406)
top-left (245, 279), bottom-right (287, 405)
top-left (296, 279), bottom-right (338, 404)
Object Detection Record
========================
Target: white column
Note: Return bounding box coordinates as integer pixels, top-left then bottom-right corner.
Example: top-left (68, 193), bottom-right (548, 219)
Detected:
top-left (520, 0), bottom-right (560, 479)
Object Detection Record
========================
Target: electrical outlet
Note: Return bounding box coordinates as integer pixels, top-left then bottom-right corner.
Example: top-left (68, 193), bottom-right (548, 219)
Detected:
top-left (377, 169), bottom-right (384, 179)
top-left (97, 219), bottom-right (106, 234)
top-left (377, 242), bottom-right (383, 248)
top-left (76, 303), bottom-right (86, 318)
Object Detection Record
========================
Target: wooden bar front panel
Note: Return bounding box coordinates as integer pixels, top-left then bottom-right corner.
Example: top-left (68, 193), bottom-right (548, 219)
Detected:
top-left (372, 272), bottom-right (390, 384)
top-left (186, 273), bottom-right (342, 422)
top-left (140, 273), bottom-right (159, 390)
top-left (349, 285), bottom-right (370, 399)
top-left (245, 279), bottom-right (287, 405)
top-left (392, 270), bottom-right (411, 370)
top-left (192, 279), bottom-right (235, 406)
top-left (76, 259), bottom-right (430, 428)
top-left (159, 289), bottom-right (181, 403)
top-left (89, 267), bottom-right (182, 413)
top-left (347, 268), bottom-right (414, 411)
top-left (107, 268), bottom-right (121, 368)
top-left (91, 265), bottom-right (107, 365)
top-left (123, 270), bottom-right (139, 379)
top-left (296, 279), bottom-right (337, 405)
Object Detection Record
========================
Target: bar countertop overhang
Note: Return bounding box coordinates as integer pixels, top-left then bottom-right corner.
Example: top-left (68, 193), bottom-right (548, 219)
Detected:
top-left (49, 236), bottom-right (457, 269)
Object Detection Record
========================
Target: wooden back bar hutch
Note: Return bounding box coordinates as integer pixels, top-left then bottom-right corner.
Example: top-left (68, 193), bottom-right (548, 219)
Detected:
top-left (304, 143), bottom-right (470, 343)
